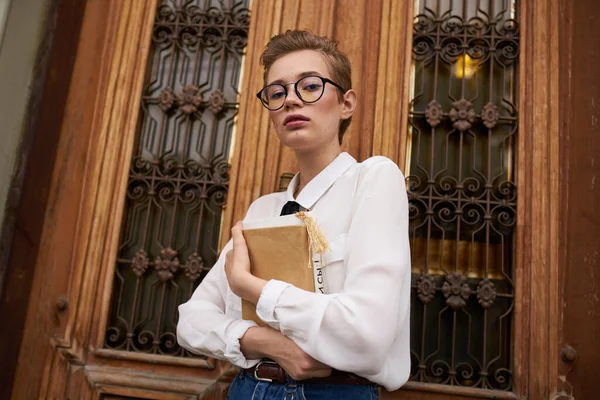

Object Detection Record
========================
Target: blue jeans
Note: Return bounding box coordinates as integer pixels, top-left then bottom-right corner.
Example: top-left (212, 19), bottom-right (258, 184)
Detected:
top-left (227, 370), bottom-right (380, 400)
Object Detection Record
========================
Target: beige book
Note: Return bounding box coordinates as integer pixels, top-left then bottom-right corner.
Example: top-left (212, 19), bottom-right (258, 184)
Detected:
top-left (241, 213), bottom-right (327, 327)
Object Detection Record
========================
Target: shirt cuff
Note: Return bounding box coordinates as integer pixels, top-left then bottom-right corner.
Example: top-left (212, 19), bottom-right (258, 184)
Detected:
top-left (256, 279), bottom-right (291, 330)
top-left (224, 318), bottom-right (261, 369)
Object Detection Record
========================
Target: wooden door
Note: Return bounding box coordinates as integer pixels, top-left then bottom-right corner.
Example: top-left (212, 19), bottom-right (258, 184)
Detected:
top-left (555, 0), bottom-right (600, 399)
top-left (3, 0), bottom-right (569, 399)
top-left (3, 0), bottom-right (411, 399)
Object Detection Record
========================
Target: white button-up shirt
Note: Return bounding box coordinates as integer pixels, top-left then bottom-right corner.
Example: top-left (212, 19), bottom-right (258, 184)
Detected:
top-left (177, 153), bottom-right (411, 391)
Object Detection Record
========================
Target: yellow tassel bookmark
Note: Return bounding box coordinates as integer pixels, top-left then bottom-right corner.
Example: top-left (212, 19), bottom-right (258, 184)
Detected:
top-left (295, 211), bottom-right (330, 268)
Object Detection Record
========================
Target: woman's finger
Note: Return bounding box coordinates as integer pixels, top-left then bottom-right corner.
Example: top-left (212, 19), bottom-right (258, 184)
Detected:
top-left (231, 221), bottom-right (247, 252)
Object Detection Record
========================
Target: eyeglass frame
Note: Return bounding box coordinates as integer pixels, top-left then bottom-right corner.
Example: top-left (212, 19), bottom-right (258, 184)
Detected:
top-left (256, 75), bottom-right (347, 111)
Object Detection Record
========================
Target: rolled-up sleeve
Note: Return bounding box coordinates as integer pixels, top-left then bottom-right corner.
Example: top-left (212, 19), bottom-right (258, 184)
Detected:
top-left (176, 198), bottom-right (277, 368)
top-left (176, 239), bottom-right (261, 368)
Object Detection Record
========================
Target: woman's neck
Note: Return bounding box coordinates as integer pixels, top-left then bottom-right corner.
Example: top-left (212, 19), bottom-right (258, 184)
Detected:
top-left (294, 144), bottom-right (342, 195)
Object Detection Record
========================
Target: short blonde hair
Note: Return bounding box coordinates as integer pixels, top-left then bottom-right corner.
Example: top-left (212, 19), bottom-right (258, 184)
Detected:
top-left (260, 30), bottom-right (353, 144)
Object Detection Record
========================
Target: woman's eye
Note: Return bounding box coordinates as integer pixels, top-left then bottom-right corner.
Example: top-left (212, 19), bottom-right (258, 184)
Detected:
top-left (269, 90), bottom-right (285, 100)
top-left (303, 83), bottom-right (322, 92)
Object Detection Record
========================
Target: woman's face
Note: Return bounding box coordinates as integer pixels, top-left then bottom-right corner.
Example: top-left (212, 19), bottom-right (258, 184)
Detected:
top-left (265, 50), bottom-right (356, 153)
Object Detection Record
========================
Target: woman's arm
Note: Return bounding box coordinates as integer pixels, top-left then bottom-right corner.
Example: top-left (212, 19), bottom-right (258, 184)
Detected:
top-left (177, 240), bottom-right (332, 377)
top-left (240, 326), bottom-right (332, 380)
top-left (178, 198), bottom-right (334, 377)
top-left (176, 240), bottom-right (260, 368)
top-left (227, 158), bottom-right (411, 377)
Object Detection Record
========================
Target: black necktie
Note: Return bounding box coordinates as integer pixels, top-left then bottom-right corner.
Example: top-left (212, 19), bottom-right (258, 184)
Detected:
top-left (280, 201), bottom-right (301, 216)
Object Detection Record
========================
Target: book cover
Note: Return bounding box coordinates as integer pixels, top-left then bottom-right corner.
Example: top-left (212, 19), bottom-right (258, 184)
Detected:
top-left (241, 213), bottom-right (326, 326)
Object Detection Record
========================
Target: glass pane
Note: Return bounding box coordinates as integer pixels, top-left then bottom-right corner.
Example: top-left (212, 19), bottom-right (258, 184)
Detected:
top-left (103, 0), bottom-right (251, 358)
top-left (407, 0), bottom-right (518, 390)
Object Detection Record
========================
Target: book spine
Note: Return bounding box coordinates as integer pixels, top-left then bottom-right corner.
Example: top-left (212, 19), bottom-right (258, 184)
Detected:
top-left (312, 252), bottom-right (325, 294)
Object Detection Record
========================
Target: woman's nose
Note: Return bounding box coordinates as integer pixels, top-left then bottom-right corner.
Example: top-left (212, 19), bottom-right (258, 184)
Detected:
top-left (283, 87), bottom-right (303, 109)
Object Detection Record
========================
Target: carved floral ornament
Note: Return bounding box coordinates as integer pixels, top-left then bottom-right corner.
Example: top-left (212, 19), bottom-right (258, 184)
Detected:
top-left (155, 248), bottom-right (180, 282)
top-left (158, 87), bottom-right (175, 112)
top-left (157, 86), bottom-right (227, 116)
top-left (183, 252), bottom-right (205, 282)
top-left (178, 85), bottom-right (203, 114)
top-left (477, 278), bottom-right (497, 308)
top-left (442, 272), bottom-right (472, 310)
top-left (481, 102), bottom-right (500, 129)
top-left (425, 100), bottom-right (443, 128)
top-left (131, 249), bottom-right (149, 277)
top-left (131, 248), bottom-right (207, 282)
top-left (449, 99), bottom-right (476, 132)
top-left (417, 273), bottom-right (499, 309)
top-left (416, 274), bottom-right (436, 304)
top-left (208, 89), bottom-right (225, 114)
top-left (422, 99), bottom-right (503, 131)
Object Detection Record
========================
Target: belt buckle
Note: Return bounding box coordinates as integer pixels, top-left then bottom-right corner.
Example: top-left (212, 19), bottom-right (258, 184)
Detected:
top-left (254, 359), bottom-right (279, 383)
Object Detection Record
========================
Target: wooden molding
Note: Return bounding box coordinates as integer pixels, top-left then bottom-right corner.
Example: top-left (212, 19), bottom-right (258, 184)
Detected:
top-left (65, 0), bottom-right (158, 357)
top-left (221, 0), bottom-right (279, 248)
top-left (372, 0), bottom-right (414, 169)
top-left (93, 349), bottom-right (216, 369)
top-left (0, 0), bottom-right (88, 398)
top-left (83, 0), bottom-right (158, 353)
top-left (85, 365), bottom-right (215, 399)
top-left (514, 0), bottom-right (561, 398)
top-left (8, 0), bottom-right (158, 398)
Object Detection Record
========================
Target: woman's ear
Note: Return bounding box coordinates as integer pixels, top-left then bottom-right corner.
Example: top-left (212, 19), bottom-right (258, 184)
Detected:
top-left (341, 89), bottom-right (357, 120)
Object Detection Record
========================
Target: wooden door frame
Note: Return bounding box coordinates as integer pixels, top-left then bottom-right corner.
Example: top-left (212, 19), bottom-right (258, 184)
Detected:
top-left (515, 0), bottom-right (561, 399)
top-left (2, 0), bottom-right (163, 398)
top-left (0, 0), bottom-right (87, 398)
top-left (1, 0), bottom-right (567, 399)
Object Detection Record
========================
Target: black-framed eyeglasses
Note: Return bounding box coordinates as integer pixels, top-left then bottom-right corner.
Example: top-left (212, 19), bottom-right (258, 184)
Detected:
top-left (256, 75), bottom-right (346, 111)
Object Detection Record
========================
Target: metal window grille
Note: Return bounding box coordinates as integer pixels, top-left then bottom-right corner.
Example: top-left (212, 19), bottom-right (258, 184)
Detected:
top-left (104, 0), bottom-right (250, 358)
top-left (406, 0), bottom-right (518, 390)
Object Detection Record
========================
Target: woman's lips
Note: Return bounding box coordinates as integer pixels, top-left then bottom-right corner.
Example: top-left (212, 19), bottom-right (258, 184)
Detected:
top-left (284, 114), bottom-right (310, 127)
top-left (285, 119), bottom-right (309, 128)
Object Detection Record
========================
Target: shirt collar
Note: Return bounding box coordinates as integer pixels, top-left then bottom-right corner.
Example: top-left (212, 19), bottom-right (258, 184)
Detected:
top-left (285, 152), bottom-right (357, 210)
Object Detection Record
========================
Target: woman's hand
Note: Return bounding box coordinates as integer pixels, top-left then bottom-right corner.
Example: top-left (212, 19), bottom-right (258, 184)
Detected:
top-left (225, 221), bottom-right (266, 303)
top-left (225, 221), bottom-right (251, 285)
top-left (240, 326), bottom-right (332, 380)
top-left (273, 340), bottom-right (332, 380)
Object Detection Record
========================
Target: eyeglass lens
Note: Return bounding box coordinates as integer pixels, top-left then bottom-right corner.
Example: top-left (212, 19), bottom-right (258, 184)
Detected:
top-left (260, 76), bottom-right (325, 110)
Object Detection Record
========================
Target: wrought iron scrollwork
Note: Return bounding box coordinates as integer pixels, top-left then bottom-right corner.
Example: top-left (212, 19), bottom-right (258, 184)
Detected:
top-left (104, 0), bottom-right (250, 358)
top-left (407, 0), bottom-right (518, 391)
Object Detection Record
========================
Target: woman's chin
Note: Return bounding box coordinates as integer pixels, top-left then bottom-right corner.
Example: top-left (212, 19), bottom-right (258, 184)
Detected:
top-left (278, 130), bottom-right (315, 149)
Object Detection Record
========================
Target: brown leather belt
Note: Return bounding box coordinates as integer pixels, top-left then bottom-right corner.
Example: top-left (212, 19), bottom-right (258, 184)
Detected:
top-left (245, 360), bottom-right (373, 385)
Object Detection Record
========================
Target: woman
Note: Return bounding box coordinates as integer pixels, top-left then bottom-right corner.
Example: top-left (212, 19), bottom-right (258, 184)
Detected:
top-left (177, 30), bottom-right (411, 400)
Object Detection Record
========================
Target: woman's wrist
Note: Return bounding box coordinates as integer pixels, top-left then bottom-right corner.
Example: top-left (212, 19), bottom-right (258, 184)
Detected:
top-left (240, 326), bottom-right (287, 360)
top-left (231, 273), bottom-right (267, 304)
